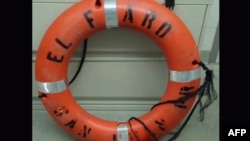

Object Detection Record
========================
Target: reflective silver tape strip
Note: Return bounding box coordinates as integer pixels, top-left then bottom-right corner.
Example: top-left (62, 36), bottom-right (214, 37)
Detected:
top-left (104, 0), bottom-right (118, 29)
top-left (36, 80), bottom-right (67, 93)
top-left (170, 67), bottom-right (201, 82)
top-left (117, 124), bottom-right (129, 141)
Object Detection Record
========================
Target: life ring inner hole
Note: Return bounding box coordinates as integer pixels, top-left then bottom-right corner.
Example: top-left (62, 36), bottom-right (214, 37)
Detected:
top-left (67, 28), bottom-right (169, 122)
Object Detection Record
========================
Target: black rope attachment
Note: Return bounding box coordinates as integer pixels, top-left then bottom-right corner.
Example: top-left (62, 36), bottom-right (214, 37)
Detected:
top-left (192, 60), bottom-right (218, 121)
top-left (69, 39), bottom-right (88, 85)
top-left (38, 93), bottom-right (47, 99)
top-left (128, 117), bottom-right (158, 141)
top-left (165, 0), bottom-right (175, 10)
top-left (128, 61), bottom-right (217, 141)
top-left (95, 0), bottom-right (102, 6)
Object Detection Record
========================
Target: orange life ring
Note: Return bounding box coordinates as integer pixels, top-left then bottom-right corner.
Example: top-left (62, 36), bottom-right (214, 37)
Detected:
top-left (35, 0), bottom-right (201, 140)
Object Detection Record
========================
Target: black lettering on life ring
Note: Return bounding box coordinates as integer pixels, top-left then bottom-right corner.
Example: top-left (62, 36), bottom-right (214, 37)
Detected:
top-left (155, 22), bottom-right (172, 38)
top-left (180, 86), bottom-right (195, 93)
top-left (83, 125), bottom-right (92, 138)
top-left (78, 125), bottom-right (92, 138)
top-left (83, 10), bottom-right (95, 28)
top-left (46, 51), bottom-right (64, 63)
top-left (64, 119), bottom-right (77, 129)
top-left (154, 119), bottom-right (166, 131)
top-left (123, 5), bottom-right (133, 23)
top-left (174, 86), bottom-right (195, 108)
top-left (141, 11), bottom-right (156, 29)
top-left (77, 125), bottom-right (92, 138)
top-left (54, 106), bottom-right (69, 117)
top-left (55, 38), bottom-right (72, 50)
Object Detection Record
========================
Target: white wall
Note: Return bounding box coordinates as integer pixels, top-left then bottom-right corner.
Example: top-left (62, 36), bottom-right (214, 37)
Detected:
top-left (199, 0), bottom-right (219, 63)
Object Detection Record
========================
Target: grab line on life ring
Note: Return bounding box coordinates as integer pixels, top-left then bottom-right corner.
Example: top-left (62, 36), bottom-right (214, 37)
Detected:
top-left (128, 60), bottom-right (217, 141)
top-left (35, 0), bottom-right (217, 140)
